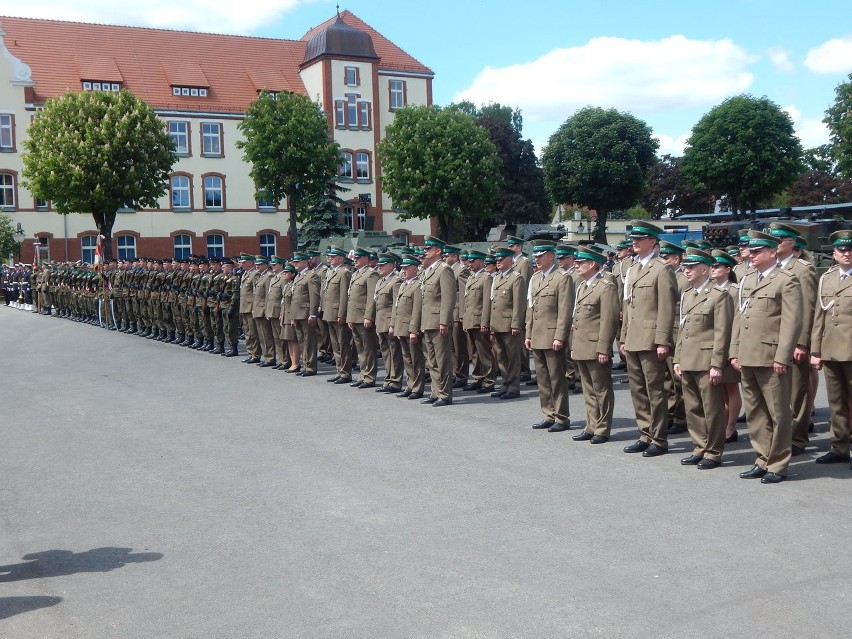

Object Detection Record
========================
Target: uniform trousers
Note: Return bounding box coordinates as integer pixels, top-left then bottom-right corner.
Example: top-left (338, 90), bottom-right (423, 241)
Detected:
top-left (680, 370), bottom-right (726, 461)
top-left (452, 321), bottom-right (469, 384)
top-left (467, 328), bottom-right (497, 388)
top-left (377, 331), bottom-right (403, 388)
top-left (254, 316), bottom-right (274, 362)
top-left (492, 332), bottom-right (521, 394)
top-left (741, 366), bottom-right (793, 475)
top-left (625, 349), bottom-right (670, 447)
top-left (211, 308), bottom-right (223, 342)
top-left (822, 361), bottom-right (852, 457)
top-left (398, 336), bottom-right (425, 394)
top-left (423, 329), bottom-right (453, 400)
top-left (532, 348), bottom-right (569, 425)
top-left (222, 307), bottom-right (238, 350)
top-left (294, 320), bottom-right (318, 373)
top-left (576, 359), bottom-right (614, 437)
top-left (790, 359), bottom-right (812, 449)
top-left (241, 312), bottom-right (259, 358)
top-left (329, 321), bottom-right (353, 379)
top-left (665, 356), bottom-right (687, 426)
top-left (268, 317), bottom-right (285, 364)
top-left (317, 318), bottom-right (332, 357)
top-left (351, 323), bottom-right (378, 383)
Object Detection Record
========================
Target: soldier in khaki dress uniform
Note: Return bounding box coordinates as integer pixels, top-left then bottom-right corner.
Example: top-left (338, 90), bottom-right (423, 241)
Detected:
top-left (673, 249), bottom-right (734, 469)
top-left (484, 246), bottom-right (527, 400)
top-left (570, 247), bottom-right (620, 444)
top-left (251, 256), bottom-right (275, 367)
top-left (619, 221), bottom-right (678, 457)
top-left (524, 241), bottom-right (573, 431)
top-left (280, 264), bottom-right (299, 371)
top-left (444, 245), bottom-right (470, 389)
top-left (730, 231), bottom-right (802, 483)
top-left (238, 254), bottom-right (260, 363)
top-left (659, 240), bottom-right (688, 434)
top-left (461, 250), bottom-right (496, 394)
top-left (347, 248), bottom-right (379, 388)
top-left (322, 246), bottom-right (353, 384)
top-left (419, 236), bottom-right (457, 406)
top-left (506, 236), bottom-right (534, 383)
top-left (374, 254), bottom-right (404, 393)
top-left (810, 230), bottom-right (852, 469)
top-left (265, 256), bottom-right (287, 368)
top-left (390, 257), bottom-right (425, 399)
top-left (290, 253), bottom-right (321, 376)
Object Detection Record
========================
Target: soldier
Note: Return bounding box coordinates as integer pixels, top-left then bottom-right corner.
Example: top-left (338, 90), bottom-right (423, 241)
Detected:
top-left (265, 256), bottom-right (287, 367)
top-left (322, 246), bottom-right (353, 384)
top-left (556, 244), bottom-right (581, 393)
top-left (219, 258), bottom-right (241, 356)
top-left (506, 235), bottom-right (534, 383)
top-left (443, 245), bottom-right (470, 389)
top-left (280, 263), bottom-right (299, 371)
top-left (525, 241), bottom-right (574, 432)
top-left (619, 221), bottom-right (678, 457)
top-left (252, 255), bottom-right (275, 367)
top-left (419, 236), bottom-right (457, 407)
top-left (484, 246), bottom-right (527, 401)
top-left (290, 253), bottom-right (321, 377)
top-left (346, 248), bottom-right (379, 388)
top-left (374, 254), bottom-right (403, 393)
top-left (309, 249), bottom-right (333, 364)
top-left (570, 247), bottom-right (620, 444)
top-left (733, 230), bottom-right (752, 281)
top-left (239, 254), bottom-right (260, 364)
top-left (810, 230), bottom-right (852, 468)
top-left (461, 250), bottom-right (496, 394)
top-left (730, 231), bottom-right (802, 484)
top-left (673, 249), bottom-right (734, 470)
top-left (659, 240), bottom-right (688, 435)
top-left (710, 250), bottom-right (743, 443)
top-left (390, 258), bottom-right (425, 399)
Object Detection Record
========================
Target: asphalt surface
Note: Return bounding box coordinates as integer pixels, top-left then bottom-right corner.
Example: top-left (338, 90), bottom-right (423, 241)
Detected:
top-left (1, 305), bottom-right (850, 638)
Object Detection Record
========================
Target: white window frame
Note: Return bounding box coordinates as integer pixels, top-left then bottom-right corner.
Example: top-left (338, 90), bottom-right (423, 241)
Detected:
top-left (339, 152), bottom-right (353, 180)
top-left (81, 235), bottom-right (97, 264)
top-left (389, 80), bottom-right (406, 110)
top-left (0, 173), bottom-right (15, 209)
top-left (174, 234), bottom-right (192, 260)
top-left (203, 176), bottom-right (223, 210)
top-left (0, 114), bottom-right (13, 150)
top-left (117, 235), bottom-right (137, 260)
top-left (201, 122), bottom-right (222, 157)
top-left (259, 233), bottom-right (276, 257)
top-left (168, 121), bottom-right (189, 155)
top-left (171, 175), bottom-right (191, 209)
top-left (206, 234), bottom-right (224, 258)
top-left (342, 206), bottom-right (354, 230)
top-left (355, 152), bottom-right (370, 181)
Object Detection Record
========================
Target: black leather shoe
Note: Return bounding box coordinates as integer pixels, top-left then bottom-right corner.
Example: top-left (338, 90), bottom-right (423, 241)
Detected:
top-left (326, 375), bottom-right (340, 383)
top-left (271, 364), bottom-right (283, 370)
top-left (334, 377), bottom-right (353, 384)
top-left (407, 392), bottom-right (424, 400)
top-left (525, 378), bottom-right (538, 386)
top-left (548, 423), bottom-right (571, 432)
top-left (739, 465), bottom-right (767, 479)
top-left (384, 386), bottom-right (401, 394)
top-left (243, 357), bottom-right (260, 364)
top-left (285, 367), bottom-right (302, 374)
top-left (477, 386), bottom-right (495, 394)
top-left (791, 446), bottom-right (805, 457)
top-left (499, 391), bottom-right (520, 400)
top-left (680, 454), bottom-right (703, 465)
top-left (532, 420), bottom-right (554, 430)
top-left (258, 360), bottom-right (276, 367)
top-left (642, 444), bottom-right (667, 457)
top-left (697, 458), bottom-right (721, 470)
top-left (623, 440), bottom-right (649, 453)
top-left (761, 472), bottom-right (785, 484)
top-left (375, 386), bottom-right (391, 393)
top-left (432, 398), bottom-right (452, 407)
top-left (736, 413), bottom-right (747, 423)
top-left (667, 422), bottom-right (687, 435)
top-left (358, 382), bottom-right (376, 389)
top-left (590, 435), bottom-right (609, 444)
top-left (490, 390), bottom-right (506, 398)
top-left (350, 380), bottom-right (363, 387)
top-left (421, 397), bottom-right (437, 404)
top-left (299, 371), bottom-right (317, 377)
top-left (462, 383), bottom-right (481, 392)
top-left (452, 380), bottom-right (466, 389)
top-left (725, 431), bottom-right (739, 443)
top-left (572, 431), bottom-right (594, 441)
top-left (397, 390), bottom-right (412, 398)
top-left (815, 451), bottom-right (851, 464)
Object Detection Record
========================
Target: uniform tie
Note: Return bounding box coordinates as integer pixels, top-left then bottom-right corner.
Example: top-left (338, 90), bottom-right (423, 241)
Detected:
top-left (841, 273), bottom-right (848, 281)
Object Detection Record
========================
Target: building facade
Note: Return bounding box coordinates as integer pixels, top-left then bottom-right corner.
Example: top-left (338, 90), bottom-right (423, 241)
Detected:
top-left (0, 11), bottom-right (434, 264)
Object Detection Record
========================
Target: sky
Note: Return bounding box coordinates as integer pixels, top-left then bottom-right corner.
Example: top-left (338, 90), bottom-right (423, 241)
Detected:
top-left (2, 0), bottom-right (851, 157)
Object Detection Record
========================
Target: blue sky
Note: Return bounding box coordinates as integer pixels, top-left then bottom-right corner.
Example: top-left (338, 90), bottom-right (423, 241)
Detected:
top-left (3, 0), bottom-right (851, 155)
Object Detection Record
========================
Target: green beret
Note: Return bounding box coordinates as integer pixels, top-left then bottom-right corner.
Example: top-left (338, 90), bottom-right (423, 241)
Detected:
top-left (747, 230), bottom-right (779, 249)
top-left (628, 221), bottom-right (663, 239)
top-left (682, 248), bottom-right (714, 266)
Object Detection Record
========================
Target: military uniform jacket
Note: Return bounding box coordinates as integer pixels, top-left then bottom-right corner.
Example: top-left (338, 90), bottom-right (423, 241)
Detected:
top-left (570, 274), bottom-right (619, 360)
top-left (391, 278), bottom-right (422, 335)
top-left (346, 267), bottom-right (378, 323)
top-left (525, 266), bottom-right (573, 350)
top-left (730, 268), bottom-right (802, 367)
top-left (374, 274), bottom-right (401, 333)
top-left (419, 261), bottom-right (457, 330)
top-left (673, 283), bottom-right (733, 371)
top-left (251, 269), bottom-right (273, 318)
top-left (265, 271), bottom-right (286, 320)
top-left (291, 269), bottom-right (320, 321)
top-left (620, 256), bottom-right (677, 350)
top-left (321, 267), bottom-right (350, 322)
top-left (462, 269), bottom-right (489, 330)
top-left (239, 268), bottom-right (257, 314)
top-left (811, 267), bottom-right (852, 362)
top-left (451, 262), bottom-right (470, 321)
top-left (484, 269), bottom-right (526, 333)
top-left (512, 255), bottom-right (534, 282)
top-left (780, 256), bottom-right (817, 347)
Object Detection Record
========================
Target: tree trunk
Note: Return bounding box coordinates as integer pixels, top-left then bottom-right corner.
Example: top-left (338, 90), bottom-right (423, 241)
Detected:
top-left (288, 191), bottom-right (299, 253)
top-left (437, 215), bottom-right (454, 243)
top-left (593, 210), bottom-right (608, 244)
top-left (93, 210), bottom-right (116, 261)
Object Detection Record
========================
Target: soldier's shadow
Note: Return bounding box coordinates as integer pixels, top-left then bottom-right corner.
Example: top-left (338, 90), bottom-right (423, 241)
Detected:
top-left (0, 547), bottom-right (163, 583)
top-left (0, 596), bottom-right (62, 620)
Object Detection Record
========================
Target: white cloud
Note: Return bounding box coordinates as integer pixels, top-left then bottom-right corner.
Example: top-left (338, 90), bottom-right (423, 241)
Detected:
top-left (454, 35), bottom-right (756, 123)
top-left (804, 35), bottom-right (852, 74)
top-left (654, 132), bottom-right (691, 157)
top-left (0, 0), bottom-right (321, 34)
top-left (783, 105), bottom-right (830, 149)
top-left (767, 47), bottom-right (794, 73)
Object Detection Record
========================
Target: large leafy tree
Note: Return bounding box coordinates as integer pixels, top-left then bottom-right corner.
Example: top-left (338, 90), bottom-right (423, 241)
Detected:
top-left (378, 105), bottom-right (502, 242)
top-left (643, 155), bottom-right (713, 218)
top-left (682, 95), bottom-right (803, 215)
top-left (786, 145), bottom-right (852, 206)
top-left (541, 106), bottom-right (658, 242)
top-left (238, 91), bottom-right (341, 251)
top-left (298, 194), bottom-right (353, 247)
top-left (824, 73), bottom-right (852, 178)
top-left (0, 212), bottom-right (21, 261)
top-left (22, 90), bottom-right (175, 260)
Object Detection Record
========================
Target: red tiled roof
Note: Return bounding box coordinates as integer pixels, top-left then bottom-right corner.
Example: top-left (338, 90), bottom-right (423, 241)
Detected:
top-left (302, 10), bottom-right (433, 75)
top-left (1, 11), bottom-right (431, 113)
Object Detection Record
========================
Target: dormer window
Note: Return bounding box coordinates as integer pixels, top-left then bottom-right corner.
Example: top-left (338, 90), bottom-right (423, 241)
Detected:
top-left (82, 81), bottom-right (121, 92)
top-left (172, 86), bottom-right (208, 97)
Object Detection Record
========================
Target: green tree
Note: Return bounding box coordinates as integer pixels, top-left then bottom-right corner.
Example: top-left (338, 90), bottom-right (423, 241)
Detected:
top-left (824, 73), bottom-right (852, 178)
top-left (682, 95), bottom-right (803, 215)
top-left (643, 154), bottom-right (713, 218)
top-left (541, 106), bottom-right (659, 243)
top-left (238, 91), bottom-right (341, 251)
top-left (0, 212), bottom-right (21, 262)
top-left (22, 90), bottom-right (175, 260)
top-left (379, 105), bottom-right (502, 242)
top-left (298, 195), bottom-right (353, 247)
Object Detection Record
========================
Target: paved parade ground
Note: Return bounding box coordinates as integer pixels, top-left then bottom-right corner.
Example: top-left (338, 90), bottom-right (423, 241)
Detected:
top-left (1, 306), bottom-right (851, 638)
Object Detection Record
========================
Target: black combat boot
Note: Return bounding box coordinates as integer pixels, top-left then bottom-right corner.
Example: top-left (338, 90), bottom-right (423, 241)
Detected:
top-left (181, 333), bottom-right (193, 347)
top-left (212, 341), bottom-right (224, 354)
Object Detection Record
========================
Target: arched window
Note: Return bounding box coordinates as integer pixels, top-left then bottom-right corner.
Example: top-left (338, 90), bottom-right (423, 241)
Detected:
top-left (0, 173), bottom-right (16, 209)
top-left (203, 175), bottom-right (224, 209)
top-left (170, 174), bottom-right (192, 209)
top-left (81, 235), bottom-right (97, 263)
top-left (206, 234), bottom-right (224, 258)
top-left (259, 233), bottom-right (276, 257)
top-left (174, 234), bottom-right (192, 259)
top-left (117, 235), bottom-right (137, 260)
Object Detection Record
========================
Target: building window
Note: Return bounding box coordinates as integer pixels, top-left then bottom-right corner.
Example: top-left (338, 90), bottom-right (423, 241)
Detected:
top-left (81, 235), bottom-right (97, 264)
top-left (117, 235), bottom-right (137, 260)
top-left (172, 86), bottom-right (208, 97)
top-left (259, 233), bottom-right (276, 257)
top-left (344, 66), bottom-right (360, 87)
top-left (358, 101), bottom-right (371, 129)
top-left (203, 175), bottom-right (224, 210)
top-left (168, 121), bottom-right (190, 155)
top-left (257, 190), bottom-right (277, 211)
top-left (0, 114), bottom-right (14, 151)
top-left (342, 206), bottom-right (354, 230)
top-left (201, 122), bottom-right (222, 157)
top-left (357, 206), bottom-right (367, 230)
top-left (335, 96), bottom-right (372, 130)
top-left (339, 151), bottom-right (353, 180)
top-left (389, 79), bottom-right (406, 110)
top-left (35, 198), bottom-right (50, 211)
top-left (355, 152), bottom-right (370, 181)
top-left (174, 234), bottom-right (192, 260)
top-left (206, 234), bottom-right (224, 258)
top-left (82, 81), bottom-right (121, 92)
top-left (0, 173), bottom-right (15, 209)
top-left (170, 174), bottom-right (192, 210)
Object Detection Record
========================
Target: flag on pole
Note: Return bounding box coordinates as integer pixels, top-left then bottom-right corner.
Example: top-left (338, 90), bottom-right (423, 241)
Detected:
top-left (94, 234), bottom-right (105, 270)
